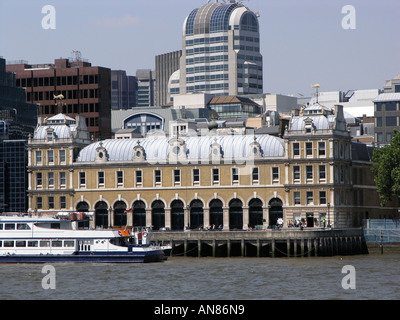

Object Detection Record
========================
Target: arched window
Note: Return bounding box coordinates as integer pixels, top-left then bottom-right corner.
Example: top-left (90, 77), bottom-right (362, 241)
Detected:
top-left (190, 199), bottom-right (204, 230)
top-left (171, 200), bottom-right (184, 231)
top-left (76, 201), bottom-right (89, 212)
top-left (95, 201), bottom-right (108, 229)
top-left (151, 200), bottom-right (165, 231)
top-left (76, 201), bottom-right (90, 229)
top-left (229, 199), bottom-right (243, 230)
top-left (124, 113), bottom-right (163, 135)
top-left (209, 199), bottom-right (223, 229)
top-left (114, 201), bottom-right (127, 227)
top-left (132, 200), bottom-right (146, 227)
top-left (269, 198), bottom-right (283, 227)
top-left (249, 198), bottom-right (263, 228)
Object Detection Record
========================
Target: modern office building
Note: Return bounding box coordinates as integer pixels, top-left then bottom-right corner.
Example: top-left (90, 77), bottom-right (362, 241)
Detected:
top-left (111, 70), bottom-right (137, 110)
top-left (6, 58), bottom-right (112, 140)
top-left (155, 51), bottom-right (182, 106)
top-left (0, 57), bottom-right (38, 138)
top-left (136, 69), bottom-right (155, 108)
top-left (373, 73), bottom-right (400, 145)
top-left (27, 102), bottom-right (399, 228)
top-left (0, 139), bottom-right (27, 213)
top-left (0, 57), bottom-right (39, 213)
top-left (174, 0), bottom-right (263, 99)
top-left (373, 92), bottom-right (400, 145)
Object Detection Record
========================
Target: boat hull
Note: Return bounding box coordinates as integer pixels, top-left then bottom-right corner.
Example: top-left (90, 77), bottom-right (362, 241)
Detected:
top-left (0, 250), bottom-right (164, 263)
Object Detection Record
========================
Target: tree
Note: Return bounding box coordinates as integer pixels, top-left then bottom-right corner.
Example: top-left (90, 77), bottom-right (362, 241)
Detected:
top-left (372, 129), bottom-right (400, 206)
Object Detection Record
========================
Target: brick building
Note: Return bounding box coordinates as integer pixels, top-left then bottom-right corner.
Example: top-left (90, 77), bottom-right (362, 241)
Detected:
top-left (7, 58), bottom-right (111, 140)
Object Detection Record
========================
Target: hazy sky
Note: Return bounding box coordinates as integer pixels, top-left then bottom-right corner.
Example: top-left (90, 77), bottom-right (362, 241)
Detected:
top-left (1, 0), bottom-right (399, 97)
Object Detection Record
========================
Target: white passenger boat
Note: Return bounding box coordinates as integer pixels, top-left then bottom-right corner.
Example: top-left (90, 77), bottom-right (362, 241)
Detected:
top-left (0, 215), bottom-right (164, 263)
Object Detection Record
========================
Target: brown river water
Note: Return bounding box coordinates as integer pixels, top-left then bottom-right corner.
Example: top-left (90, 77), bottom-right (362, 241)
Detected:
top-left (0, 246), bottom-right (399, 300)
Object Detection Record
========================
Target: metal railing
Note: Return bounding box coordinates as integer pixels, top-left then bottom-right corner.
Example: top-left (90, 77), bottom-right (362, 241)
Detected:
top-left (363, 219), bottom-right (400, 243)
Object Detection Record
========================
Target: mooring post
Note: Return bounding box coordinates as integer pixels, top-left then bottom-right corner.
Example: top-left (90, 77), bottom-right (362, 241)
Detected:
top-left (212, 239), bottom-right (216, 257)
top-left (314, 238), bottom-right (318, 256)
top-left (307, 239), bottom-right (311, 257)
top-left (257, 239), bottom-right (260, 257)
top-left (184, 239), bottom-right (187, 257)
top-left (294, 239), bottom-right (297, 257)
top-left (241, 239), bottom-right (245, 257)
top-left (198, 239), bottom-right (201, 258)
top-left (227, 239), bottom-right (231, 258)
top-left (271, 239), bottom-right (275, 258)
top-left (171, 241), bottom-right (175, 257)
top-left (287, 238), bottom-right (291, 257)
top-left (300, 238), bottom-right (304, 257)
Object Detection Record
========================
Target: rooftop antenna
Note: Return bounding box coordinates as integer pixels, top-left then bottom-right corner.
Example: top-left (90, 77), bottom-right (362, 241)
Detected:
top-left (311, 84), bottom-right (320, 103)
top-left (72, 50), bottom-right (82, 62)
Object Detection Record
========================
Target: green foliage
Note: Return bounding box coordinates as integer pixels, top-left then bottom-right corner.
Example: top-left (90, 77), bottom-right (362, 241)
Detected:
top-left (372, 130), bottom-right (400, 206)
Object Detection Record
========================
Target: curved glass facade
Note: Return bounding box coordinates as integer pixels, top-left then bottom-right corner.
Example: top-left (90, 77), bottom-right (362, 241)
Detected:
top-left (185, 8), bottom-right (198, 36)
top-left (240, 12), bottom-right (258, 32)
top-left (209, 3), bottom-right (238, 33)
top-left (178, 1), bottom-right (263, 98)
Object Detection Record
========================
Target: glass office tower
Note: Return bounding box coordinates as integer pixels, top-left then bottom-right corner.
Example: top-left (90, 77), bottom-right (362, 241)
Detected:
top-left (0, 139), bottom-right (27, 213)
top-left (178, 0), bottom-right (263, 98)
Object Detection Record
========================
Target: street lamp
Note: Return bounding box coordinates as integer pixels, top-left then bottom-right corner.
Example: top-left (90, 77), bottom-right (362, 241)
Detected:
top-left (327, 203), bottom-right (331, 228)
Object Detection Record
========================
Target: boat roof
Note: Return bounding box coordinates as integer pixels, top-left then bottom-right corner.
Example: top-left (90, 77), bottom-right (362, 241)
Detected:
top-left (0, 215), bottom-right (64, 223)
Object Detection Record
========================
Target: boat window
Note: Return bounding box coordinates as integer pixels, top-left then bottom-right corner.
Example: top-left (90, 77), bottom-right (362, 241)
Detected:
top-left (0, 224), bottom-right (3, 230)
top-left (28, 241), bottom-right (38, 247)
top-left (50, 223), bottom-right (60, 229)
top-left (64, 240), bottom-right (75, 247)
top-left (40, 240), bottom-right (50, 247)
top-left (52, 240), bottom-right (62, 247)
top-left (4, 240), bottom-right (14, 247)
top-left (16, 241), bottom-right (26, 247)
top-left (5, 224), bottom-right (15, 230)
top-left (110, 238), bottom-right (128, 247)
top-left (0, 241), bottom-right (2, 247)
top-left (17, 223), bottom-right (31, 230)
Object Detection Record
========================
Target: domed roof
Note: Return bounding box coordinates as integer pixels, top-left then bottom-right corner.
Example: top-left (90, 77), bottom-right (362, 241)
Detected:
top-left (34, 125), bottom-right (76, 140)
top-left (33, 114), bottom-right (77, 140)
top-left (184, 1), bottom-right (249, 36)
top-left (290, 104), bottom-right (336, 131)
top-left (76, 134), bottom-right (285, 163)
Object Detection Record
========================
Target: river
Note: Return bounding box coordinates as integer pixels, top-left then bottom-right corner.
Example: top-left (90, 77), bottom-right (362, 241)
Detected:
top-left (0, 247), bottom-right (399, 301)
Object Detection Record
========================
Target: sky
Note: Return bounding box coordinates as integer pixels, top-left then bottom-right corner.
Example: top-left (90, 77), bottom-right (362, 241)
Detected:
top-left (1, 0), bottom-right (399, 98)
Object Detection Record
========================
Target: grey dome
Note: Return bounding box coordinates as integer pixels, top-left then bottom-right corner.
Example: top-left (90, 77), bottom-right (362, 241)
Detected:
top-left (76, 134), bottom-right (285, 163)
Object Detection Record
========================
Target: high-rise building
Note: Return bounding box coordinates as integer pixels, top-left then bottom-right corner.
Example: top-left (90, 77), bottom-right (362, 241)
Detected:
top-left (0, 57), bottom-right (38, 213)
top-left (155, 50), bottom-right (182, 106)
top-left (111, 70), bottom-right (137, 110)
top-left (7, 57), bottom-right (112, 140)
top-left (0, 57), bottom-right (38, 138)
top-left (175, 0), bottom-right (263, 99)
top-left (0, 139), bottom-right (27, 213)
top-left (136, 69), bottom-right (155, 107)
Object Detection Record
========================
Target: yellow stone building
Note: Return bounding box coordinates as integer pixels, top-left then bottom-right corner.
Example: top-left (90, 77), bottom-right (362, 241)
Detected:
top-left (27, 104), bottom-right (399, 230)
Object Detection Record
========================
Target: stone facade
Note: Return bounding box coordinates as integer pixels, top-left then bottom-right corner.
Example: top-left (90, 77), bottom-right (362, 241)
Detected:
top-left (27, 104), bottom-right (399, 230)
